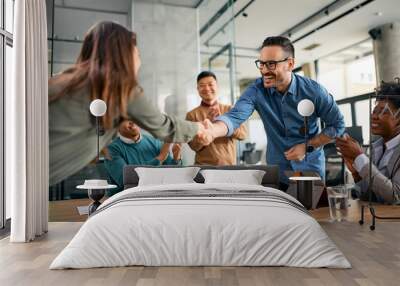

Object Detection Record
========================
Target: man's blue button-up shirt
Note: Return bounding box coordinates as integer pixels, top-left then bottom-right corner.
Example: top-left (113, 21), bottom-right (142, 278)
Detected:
top-left (217, 73), bottom-right (345, 184)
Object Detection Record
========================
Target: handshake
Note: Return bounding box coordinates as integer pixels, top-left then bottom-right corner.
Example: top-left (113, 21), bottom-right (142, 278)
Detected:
top-left (194, 119), bottom-right (216, 146)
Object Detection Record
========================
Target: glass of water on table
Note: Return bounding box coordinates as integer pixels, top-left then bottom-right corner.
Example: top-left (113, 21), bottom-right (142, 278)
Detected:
top-left (327, 186), bottom-right (349, 222)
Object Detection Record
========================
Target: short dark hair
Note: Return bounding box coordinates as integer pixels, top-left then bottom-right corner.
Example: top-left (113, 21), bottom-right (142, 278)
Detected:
top-left (261, 36), bottom-right (295, 58)
top-left (117, 116), bottom-right (127, 126)
top-left (376, 79), bottom-right (400, 109)
top-left (197, 71), bottom-right (217, 83)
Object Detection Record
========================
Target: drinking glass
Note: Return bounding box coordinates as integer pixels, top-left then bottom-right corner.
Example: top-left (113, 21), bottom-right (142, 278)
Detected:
top-left (327, 186), bottom-right (349, 222)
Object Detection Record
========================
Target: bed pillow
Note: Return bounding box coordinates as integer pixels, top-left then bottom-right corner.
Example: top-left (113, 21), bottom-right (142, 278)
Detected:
top-left (135, 167), bottom-right (201, 186)
top-left (200, 169), bottom-right (266, 185)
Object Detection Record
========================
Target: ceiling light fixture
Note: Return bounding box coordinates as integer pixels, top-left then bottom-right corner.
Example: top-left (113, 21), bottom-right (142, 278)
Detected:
top-left (303, 43), bottom-right (321, 51)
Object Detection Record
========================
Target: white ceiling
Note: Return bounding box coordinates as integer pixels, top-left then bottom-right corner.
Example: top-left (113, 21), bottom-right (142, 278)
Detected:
top-left (229, 0), bottom-right (400, 78)
top-left (234, 0), bottom-right (334, 49)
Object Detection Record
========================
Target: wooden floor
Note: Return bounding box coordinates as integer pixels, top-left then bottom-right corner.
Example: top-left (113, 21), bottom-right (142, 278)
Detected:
top-left (49, 198), bottom-right (99, 222)
top-left (1, 200), bottom-right (400, 286)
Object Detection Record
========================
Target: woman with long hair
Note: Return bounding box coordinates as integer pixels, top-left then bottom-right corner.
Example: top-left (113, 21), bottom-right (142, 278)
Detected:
top-left (49, 21), bottom-right (209, 185)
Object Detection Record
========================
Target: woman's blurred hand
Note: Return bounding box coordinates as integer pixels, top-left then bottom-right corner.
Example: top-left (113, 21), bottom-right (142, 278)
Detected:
top-left (156, 143), bottom-right (171, 163)
top-left (172, 143), bottom-right (182, 161)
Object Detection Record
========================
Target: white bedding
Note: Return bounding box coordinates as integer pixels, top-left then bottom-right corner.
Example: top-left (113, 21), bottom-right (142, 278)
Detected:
top-left (50, 183), bottom-right (351, 269)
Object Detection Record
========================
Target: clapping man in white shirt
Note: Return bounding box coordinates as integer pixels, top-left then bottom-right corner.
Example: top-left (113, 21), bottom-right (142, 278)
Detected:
top-left (336, 81), bottom-right (400, 204)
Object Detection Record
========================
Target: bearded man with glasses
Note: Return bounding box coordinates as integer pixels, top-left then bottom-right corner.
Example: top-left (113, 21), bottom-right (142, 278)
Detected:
top-left (336, 81), bottom-right (400, 203)
top-left (198, 36), bottom-right (345, 190)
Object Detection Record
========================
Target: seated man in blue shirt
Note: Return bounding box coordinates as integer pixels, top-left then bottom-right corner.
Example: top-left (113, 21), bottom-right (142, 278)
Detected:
top-left (199, 36), bottom-right (345, 190)
top-left (105, 119), bottom-right (182, 194)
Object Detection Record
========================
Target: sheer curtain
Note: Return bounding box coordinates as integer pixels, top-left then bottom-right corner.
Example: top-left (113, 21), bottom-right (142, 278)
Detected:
top-left (7, 0), bottom-right (48, 242)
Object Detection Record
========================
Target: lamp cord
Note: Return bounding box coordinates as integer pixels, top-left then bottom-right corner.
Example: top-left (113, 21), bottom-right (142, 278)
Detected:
top-left (304, 116), bottom-right (308, 162)
top-left (96, 116), bottom-right (100, 163)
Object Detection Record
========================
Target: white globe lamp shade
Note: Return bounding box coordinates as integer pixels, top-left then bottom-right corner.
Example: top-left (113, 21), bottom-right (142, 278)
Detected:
top-left (297, 99), bottom-right (315, 117)
top-left (90, 99), bottom-right (107, 117)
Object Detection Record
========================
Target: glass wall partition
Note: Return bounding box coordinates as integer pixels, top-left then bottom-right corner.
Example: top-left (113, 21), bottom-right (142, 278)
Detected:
top-left (318, 39), bottom-right (376, 145)
top-left (198, 0), bottom-right (237, 106)
top-left (198, 1), bottom-right (265, 163)
top-left (47, 0), bottom-right (130, 76)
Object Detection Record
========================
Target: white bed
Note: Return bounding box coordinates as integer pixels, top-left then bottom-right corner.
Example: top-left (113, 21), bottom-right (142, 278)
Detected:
top-left (50, 183), bottom-right (351, 269)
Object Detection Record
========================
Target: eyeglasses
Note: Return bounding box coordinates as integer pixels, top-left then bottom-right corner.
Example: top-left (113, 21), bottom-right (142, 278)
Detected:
top-left (255, 58), bottom-right (289, 70)
top-left (372, 102), bottom-right (400, 118)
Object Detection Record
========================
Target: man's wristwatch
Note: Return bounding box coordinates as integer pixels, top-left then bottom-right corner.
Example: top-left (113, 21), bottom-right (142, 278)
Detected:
top-left (306, 145), bottom-right (315, 153)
